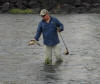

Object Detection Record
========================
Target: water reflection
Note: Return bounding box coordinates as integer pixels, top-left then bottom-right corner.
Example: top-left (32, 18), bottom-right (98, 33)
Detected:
top-left (39, 64), bottom-right (62, 84)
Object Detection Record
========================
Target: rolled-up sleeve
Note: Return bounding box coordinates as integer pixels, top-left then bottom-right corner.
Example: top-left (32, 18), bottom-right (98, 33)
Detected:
top-left (34, 22), bottom-right (42, 41)
top-left (55, 18), bottom-right (64, 31)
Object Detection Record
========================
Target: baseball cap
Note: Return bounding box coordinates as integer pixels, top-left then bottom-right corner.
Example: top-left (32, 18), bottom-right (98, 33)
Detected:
top-left (40, 9), bottom-right (48, 16)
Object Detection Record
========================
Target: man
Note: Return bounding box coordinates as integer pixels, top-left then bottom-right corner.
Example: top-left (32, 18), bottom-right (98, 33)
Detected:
top-left (34, 9), bottom-right (64, 65)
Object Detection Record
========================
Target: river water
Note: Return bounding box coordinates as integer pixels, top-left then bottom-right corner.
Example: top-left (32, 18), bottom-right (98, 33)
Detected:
top-left (0, 14), bottom-right (100, 84)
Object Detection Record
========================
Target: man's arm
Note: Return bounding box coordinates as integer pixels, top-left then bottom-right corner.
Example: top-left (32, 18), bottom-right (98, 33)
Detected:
top-left (34, 22), bottom-right (42, 41)
top-left (55, 18), bottom-right (64, 32)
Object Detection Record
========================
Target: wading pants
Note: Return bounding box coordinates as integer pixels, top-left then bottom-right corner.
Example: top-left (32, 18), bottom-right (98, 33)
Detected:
top-left (44, 43), bottom-right (62, 64)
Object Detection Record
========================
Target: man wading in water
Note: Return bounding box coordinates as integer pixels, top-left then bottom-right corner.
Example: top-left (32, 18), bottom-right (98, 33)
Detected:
top-left (34, 9), bottom-right (64, 65)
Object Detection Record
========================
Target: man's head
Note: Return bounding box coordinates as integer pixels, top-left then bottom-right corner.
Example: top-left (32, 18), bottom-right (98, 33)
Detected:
top-left (40, 9), bottom-right (50, 21)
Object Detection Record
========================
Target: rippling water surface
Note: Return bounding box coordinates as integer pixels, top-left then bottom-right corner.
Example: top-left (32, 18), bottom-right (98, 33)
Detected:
top-left (0, 14), bottom-right (100, 84)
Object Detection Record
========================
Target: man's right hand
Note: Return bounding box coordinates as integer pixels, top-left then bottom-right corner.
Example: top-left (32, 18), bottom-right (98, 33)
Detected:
top-left (28, 39), bottom-right (40, 46)
top-left (28, 39), bottom-right (36, 46)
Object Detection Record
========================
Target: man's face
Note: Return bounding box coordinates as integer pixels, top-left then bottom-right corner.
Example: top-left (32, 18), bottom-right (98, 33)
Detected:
top-left (41, 13), bottom-right (49, 21)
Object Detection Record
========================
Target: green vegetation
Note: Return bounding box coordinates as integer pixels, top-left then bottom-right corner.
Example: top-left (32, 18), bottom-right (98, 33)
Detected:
top-left (9, 8), bottom-right (35, 14)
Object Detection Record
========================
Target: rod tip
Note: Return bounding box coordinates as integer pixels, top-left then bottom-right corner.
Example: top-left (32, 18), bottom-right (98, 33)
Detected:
top-left (64, 51), bottom-right (69, 55)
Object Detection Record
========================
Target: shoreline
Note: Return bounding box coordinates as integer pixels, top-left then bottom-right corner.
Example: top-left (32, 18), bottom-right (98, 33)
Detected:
top-left (0, 7), bottom-right (100, 14)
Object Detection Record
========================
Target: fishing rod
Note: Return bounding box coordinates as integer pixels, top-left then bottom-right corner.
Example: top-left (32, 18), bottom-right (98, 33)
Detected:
top-left (59, 32), bottom-right (69, 55)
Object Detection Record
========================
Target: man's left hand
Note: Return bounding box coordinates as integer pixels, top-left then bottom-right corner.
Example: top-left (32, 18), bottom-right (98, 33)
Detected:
top-left (57, 28), bottom-right (61, 32)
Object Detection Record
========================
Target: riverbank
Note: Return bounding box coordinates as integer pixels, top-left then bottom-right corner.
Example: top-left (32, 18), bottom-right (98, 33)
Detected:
top-left (0, 7), bottom-right (100, 14)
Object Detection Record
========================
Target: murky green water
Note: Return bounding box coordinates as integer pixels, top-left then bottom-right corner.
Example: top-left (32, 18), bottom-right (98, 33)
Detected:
top-left (0, 14), bottom-right (100, 84)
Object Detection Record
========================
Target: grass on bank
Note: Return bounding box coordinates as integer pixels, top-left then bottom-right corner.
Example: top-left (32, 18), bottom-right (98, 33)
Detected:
top-left (9, 8), bottom-right (35, 14)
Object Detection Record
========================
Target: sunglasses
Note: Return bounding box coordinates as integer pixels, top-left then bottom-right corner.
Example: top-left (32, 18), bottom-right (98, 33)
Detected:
top-left (41, 15), bottom-right (46, 17)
